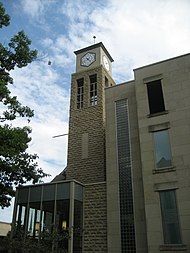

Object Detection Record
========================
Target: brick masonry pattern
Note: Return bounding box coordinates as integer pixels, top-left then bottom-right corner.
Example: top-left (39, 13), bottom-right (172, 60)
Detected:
top-left (83, 183), bottom-right (107, 253)
top-left (66, 66), bottom-right (115, 184)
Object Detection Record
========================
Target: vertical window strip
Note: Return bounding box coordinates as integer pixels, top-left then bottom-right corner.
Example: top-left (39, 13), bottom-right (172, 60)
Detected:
top-left (105, 76), bottom-right (109, 87)
top-left (159, 190), bottom-right (182, 244)
top-left (115, 99), bottom-right (136, 253)
top-left (89, 74), bottom-right (97, 106)
top-left (77, 78), bottom-right (84, 109)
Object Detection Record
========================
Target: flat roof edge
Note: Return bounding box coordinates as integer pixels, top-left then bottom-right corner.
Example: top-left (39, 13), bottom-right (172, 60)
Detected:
top-left (17, 179), bottom-right (85, 189)
top-left (134, 52), bottom-right (190, 71)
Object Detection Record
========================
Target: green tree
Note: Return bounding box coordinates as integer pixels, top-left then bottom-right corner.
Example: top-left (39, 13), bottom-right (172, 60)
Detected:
top-left (0, 227), bottom-right (69, 253)
top-left (0, 2), bottom-right (48, 208)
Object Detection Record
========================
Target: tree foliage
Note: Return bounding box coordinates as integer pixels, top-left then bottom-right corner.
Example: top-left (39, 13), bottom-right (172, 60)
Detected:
top-left (1, 227), bottom-right (69, 253)
top-left (0, 2), bottom-right (48, 208)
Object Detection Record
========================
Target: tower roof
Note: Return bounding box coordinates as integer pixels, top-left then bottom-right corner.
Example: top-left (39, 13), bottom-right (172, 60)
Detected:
top-left (74, 42), bottom-right (114, 62)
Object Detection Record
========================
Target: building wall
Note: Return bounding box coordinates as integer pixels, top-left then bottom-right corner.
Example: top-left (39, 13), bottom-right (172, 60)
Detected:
top-left (53, 43), bottom-right (190, 253)
top-left (83, 183), bottom-right (107, 253)
top-left (105, 81), bottom-right (148, 253)
top-left (66, 66), bottom-right (115, 184)
top-left (0, 222), bottom-right (11, 237)
top-left (0, 222), bottom-right (11, 253)
top-left (134, 53), bottom-right (190, 252)
top-left (66, 60), bottom-right (115, 253)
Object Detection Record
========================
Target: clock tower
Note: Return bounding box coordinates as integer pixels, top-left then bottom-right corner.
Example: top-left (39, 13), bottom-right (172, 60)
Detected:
top-left (66, 42), bottom-right (115, 184)
top-left (66, 42), bottom-right (115, 253)
top-left (75, 42), bottom-right (113, 76)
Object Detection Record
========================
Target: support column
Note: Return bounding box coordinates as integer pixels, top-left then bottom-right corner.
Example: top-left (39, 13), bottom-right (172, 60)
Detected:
top-left (68, 181), bottom-right (75, 253)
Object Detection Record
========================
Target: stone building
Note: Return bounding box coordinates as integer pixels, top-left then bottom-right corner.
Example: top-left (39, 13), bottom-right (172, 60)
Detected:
top-left (12, 43), bottom-right (190, 253)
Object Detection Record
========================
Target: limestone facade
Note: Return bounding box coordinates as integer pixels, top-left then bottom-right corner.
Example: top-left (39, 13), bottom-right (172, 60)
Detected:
top-left (105, 81), bottom-right (148, 253)
top-left (134, 54), bottom-right (190, 252)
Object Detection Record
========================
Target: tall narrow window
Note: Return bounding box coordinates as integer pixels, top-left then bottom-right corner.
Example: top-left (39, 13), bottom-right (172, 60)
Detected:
top-left (153, 129), bottom-right (172, 169)
top-left (116, 99), bottom-right (136, 253)
top-left (77, 78), bottom-right (84, 109)
top-left (147, 80), bottom-right (165, 114)
top-left (105, 76), bottom-right (109, 87)
top-left (89, 74), bottom-right (97, 106)
top-left (160, 190), bottom-right (182, 244)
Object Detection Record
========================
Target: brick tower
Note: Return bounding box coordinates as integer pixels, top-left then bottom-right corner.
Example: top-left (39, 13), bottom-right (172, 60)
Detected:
top-left (66, 42), bottom-right (115, 253)
top-left (66, 43), bottom-right (115, 184)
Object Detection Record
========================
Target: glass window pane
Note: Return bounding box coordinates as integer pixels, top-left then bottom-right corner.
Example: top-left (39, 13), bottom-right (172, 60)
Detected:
top-left (30, 186), bottom-right (42, 202)
top-left (27, 202), bottom-right (41, 238)
top-left (90, 74), bottom-right (97, 83)
top-left (115, 99), bottom-right (136, 252)
top-left (73, 200), bottom-right (83, 253)
top-left (74, 184), bottom-right (83, 202)
top-left (41, 200), bottom-right (55, 235)
top-left (54, 199), bottom-right (70, 252)
top-left (89, 74), bottom-right (97, 106)
top-left (16, 204), bottom-right (26, 227)
top-left (147, 80), bottom-right (165, 114)
top-left (105, 76), bottom-right (109, 87)
top-left (56, 182), bottom-right (70, 200)
top-left (77, 78), bottom-right (84, 109)
top-left (27, 208), bottom-right (35, 236)
top-left (160, 190), bottom-right (182, 244)
top-left (153, 130), bottom-right (172, 168)
top-left (43, 184), bottom-right (55, 201)
top-left (17, 187), bottom-right (29, 204)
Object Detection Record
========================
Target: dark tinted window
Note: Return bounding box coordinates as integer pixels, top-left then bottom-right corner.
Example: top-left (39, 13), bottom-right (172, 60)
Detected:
top-left (147, 80), bottom-right (165, 114)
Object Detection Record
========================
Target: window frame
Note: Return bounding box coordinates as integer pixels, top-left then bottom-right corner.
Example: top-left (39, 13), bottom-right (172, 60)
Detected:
top-left (105, 76), bottom-right (109, 87)
top-left (159, 190), bottom-right (182, 245)
top-left (76, 78), bottom-right (84, 109)
top-left (146, 79), bottom-right (166, 115)
top-left (89, 74), bottom-right (97, 106)
top-left (152, 128), bottom-right (172, 170)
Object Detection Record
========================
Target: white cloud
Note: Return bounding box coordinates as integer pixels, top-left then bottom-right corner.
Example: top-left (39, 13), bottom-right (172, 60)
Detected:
top-left (28, 118), bottom-right (68, 181)
top-left (59, 0), bottom-right (190, 82)
top-left (91, 0), bottom-right (190, 76)
top-left (20, 0), bottom-right (46, 18)
top-left (40, 36), bottom-right (76, 70)
top-left (9, 61), bottom-right (70, 180)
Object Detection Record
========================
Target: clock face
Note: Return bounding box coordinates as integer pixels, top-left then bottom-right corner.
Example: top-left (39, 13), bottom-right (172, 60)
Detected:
top-left (103, 55), bottom-right (109, 71)
top-left (81, 52), bottom-right (96, 67)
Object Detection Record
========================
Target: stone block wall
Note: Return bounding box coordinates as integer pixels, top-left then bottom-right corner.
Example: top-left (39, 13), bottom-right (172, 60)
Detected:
top-left (66, 66), bottom-right (115, 184)
top-left (83, 183), bottom-right (107, 253)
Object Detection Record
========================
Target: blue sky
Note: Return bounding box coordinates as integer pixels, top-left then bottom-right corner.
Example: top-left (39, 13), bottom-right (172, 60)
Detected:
top-left (1, 0), bottom-right (190, 222)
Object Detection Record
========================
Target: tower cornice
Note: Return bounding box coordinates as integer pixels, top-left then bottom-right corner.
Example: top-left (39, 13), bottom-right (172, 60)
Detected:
top-left (74, 42), bottom-right (114, 63)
